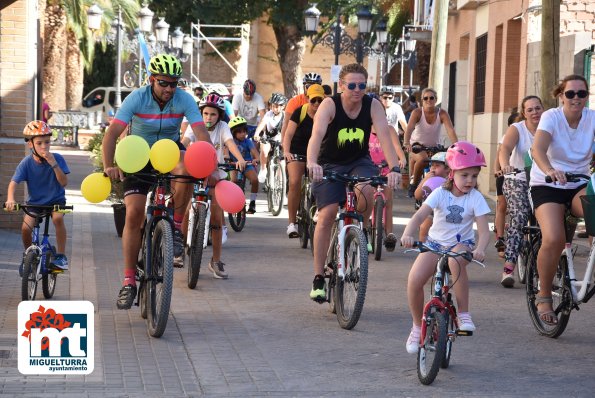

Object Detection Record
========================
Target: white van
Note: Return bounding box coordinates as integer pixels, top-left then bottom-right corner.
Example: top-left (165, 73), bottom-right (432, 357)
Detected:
top-left (79, 87), bottom-right (133, 124)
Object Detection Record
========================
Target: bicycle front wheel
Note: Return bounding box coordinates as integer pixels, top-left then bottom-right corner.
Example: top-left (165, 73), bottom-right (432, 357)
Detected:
top-left (526, 252), bottom-right (571, 338)
top-left (334, 227), bottom-right (368, 329)
top-left (122, 70), bottom-right (137, 88)
top-left (228, 207), bottom-right (246, 232)
top-left (297, 192), bottom-right (309, 249)
top-left (187, 204), bottom-right (207, 289)
top-left (373, 197), bottom-right (384, 261)
top-left (22, 251), bottom-right (39, 301)
top-left (269, 160), bottom-right (285, 216)
top-left (417, 310), bottom-right (447, 385)
top-left (146, 219), bottom-right (174, 338)
top-left (42, 251), bottom-right (57, 298)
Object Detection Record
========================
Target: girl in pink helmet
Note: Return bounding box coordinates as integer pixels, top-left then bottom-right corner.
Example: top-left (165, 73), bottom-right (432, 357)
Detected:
top-left (400, 141), bottom-right (490, 354)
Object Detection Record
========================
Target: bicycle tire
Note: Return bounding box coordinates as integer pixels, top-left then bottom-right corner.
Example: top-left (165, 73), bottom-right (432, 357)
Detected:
top-left (123, 70), bottom-right (137, 88)
top-left (441, 312), bottom-right (454, 369)
top-left (516, 238), bottom-right (529, 284)
top-left (309, 205), bottom-right (317, 256)
top-left (139, 283), bottom-right (147, 319)
top-left (187, 204), bottom-right (207, 289)
top-left (228, 208), bottom-right (246, 232)
top-left (298, 190), bottom-right (309, 248)
top-left (526, 251), bottom-right (571, 338)
top-left (22, 251), bottom-right (38, 301)
top-left (269, 161), bottom-right (285, 216)
top-left (373, 197), bottom-right (384, 261)
top-left (42, 251), bottom-right (57, 298)
top-left (146, 219), bottom-right (174, 338)
top-left (325, 224), bottom-right (338, 314)
top-left (334, 227), bottom-right (368, 330)
top-left (417, 310), bottom-right (447, 385)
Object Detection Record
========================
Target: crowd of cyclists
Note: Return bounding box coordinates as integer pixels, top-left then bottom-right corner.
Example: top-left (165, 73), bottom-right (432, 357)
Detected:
top-left (6, 51), bottom-right (595, 353)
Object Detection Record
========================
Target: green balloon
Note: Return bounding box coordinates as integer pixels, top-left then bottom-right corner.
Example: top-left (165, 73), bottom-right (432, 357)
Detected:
top-left (115, 135), bottom-right (150, 173)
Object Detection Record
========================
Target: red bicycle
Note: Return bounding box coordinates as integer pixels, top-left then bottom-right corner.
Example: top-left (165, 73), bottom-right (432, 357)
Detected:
top-left (406, 241), bottom-right (484, 385)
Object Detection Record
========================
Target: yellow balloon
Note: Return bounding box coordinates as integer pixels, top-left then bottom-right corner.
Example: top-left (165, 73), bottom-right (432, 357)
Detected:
top-left (115, 135), bottom-right (150, 173)
top-left (149, 139), bottom-right (180, 173)
top-left (81, 173), bottom-right (111, 203)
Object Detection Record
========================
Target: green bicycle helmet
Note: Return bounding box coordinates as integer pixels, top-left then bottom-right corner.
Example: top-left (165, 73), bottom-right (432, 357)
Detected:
top-left (228, 116), bottom-right (247, 130)
top-left (148, 54), bottom-right (182, 78)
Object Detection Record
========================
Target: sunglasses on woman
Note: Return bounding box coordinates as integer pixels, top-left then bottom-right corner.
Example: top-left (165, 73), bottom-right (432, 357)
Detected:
top-left (310, 97), bottom-right (323, 104)
top-left (564, 90), bottom-right (588, 99)
top-left (423, 96), bottom-right (436, 101)
top-left (343, 81), bottom-right (367, 91)
top-left (156, 79), bottom-right (178, 88)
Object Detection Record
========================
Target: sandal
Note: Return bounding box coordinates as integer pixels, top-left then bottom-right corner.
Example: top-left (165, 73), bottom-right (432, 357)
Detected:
top-left (535, 295), bottom-right (558, 326)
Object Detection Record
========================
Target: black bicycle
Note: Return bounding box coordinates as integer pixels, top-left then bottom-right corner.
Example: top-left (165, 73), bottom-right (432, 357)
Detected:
top-left (294, 155), bottom-right (315, 250)
top-left (260, 136), bottom-right (285, 216)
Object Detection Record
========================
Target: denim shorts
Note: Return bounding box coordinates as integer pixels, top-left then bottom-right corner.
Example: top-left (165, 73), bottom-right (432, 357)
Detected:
top-left (425, 237), bottom-right (475, 253)
top-left (312, 156), bottom-right (378, 209)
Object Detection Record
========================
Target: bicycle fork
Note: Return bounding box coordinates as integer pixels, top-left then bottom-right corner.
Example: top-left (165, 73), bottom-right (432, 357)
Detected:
top-left (566, 242), bottom-right (595, 303)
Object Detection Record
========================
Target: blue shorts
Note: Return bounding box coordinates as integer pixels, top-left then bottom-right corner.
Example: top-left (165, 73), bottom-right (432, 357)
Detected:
top-left (312, 156), bottom-right (378, 210)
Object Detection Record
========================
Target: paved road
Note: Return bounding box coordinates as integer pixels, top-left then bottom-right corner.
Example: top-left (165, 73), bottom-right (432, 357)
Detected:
top-left (1, 149), bottom-right (595, 397)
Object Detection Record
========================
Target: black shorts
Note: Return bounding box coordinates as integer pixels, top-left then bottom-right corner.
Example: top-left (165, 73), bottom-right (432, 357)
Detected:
top-left (496, 175), bottom-right (504, 196)
top-left (312, 156), bottom-right (378, 209)
top-left (530, 184), bottom-right (587, 210)
top-left (123, 140), bottom-right (185, 197)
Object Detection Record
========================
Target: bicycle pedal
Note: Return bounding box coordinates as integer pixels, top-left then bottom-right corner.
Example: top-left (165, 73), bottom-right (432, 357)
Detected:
top-left (312, 296), bottom-right (326, 304)
top-left (456, 330), bottom-right (473, 336)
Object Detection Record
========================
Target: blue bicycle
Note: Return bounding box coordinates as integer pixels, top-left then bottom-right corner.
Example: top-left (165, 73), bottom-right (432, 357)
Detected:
top-left (8, 204), bottom-right (73, 300)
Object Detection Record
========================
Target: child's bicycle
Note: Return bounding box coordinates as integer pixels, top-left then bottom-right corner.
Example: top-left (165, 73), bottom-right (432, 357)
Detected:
top-left (405, 241), bottom-right (485, 385)
top-left (220, 162), bottom-right (248, 232)
top-left (319, 171), bottom-right (386, 330)
top-left (184, 177), bottom-right (211, 289)
top-left (368, 161), bottom-right (391, 261)
top-left (260, 136), bottom-right (285, 216)
top-left (4, 204), bottom-right (73, 300)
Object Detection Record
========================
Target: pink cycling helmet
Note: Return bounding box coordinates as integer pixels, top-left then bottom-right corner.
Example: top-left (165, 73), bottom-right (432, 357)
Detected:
top-left (445, 141), bottom-right (486, 170)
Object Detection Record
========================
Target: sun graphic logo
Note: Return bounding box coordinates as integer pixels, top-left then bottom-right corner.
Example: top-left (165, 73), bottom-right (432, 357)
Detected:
top-left (18, 301), bottom-right (94, 375)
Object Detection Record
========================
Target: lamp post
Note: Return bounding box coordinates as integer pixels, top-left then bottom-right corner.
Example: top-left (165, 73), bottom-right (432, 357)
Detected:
top-left (394, 30), bottom-right (416, 102)
top-left (304, 3), bottom-right (375, 94)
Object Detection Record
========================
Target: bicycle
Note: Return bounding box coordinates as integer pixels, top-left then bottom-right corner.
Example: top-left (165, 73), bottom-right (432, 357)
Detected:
top-left (4, 204), bottom-right (72, 301)
top-left (319, 171), bottom-right (386, 330)
top-left (293, 154), bottom-right (315, 250)
top-left (368, 162), bottom-right (390, 261)
top-left (410, 144), bottom-right (446, 208)
top-left (123, 63), bottom-right (149, 88)
top-left (220, 162), bottom-right (247, 232)
top-left (184, 177), bottom-right (211, 289)
top-left (133, 171), bottom-right (192, 337)
top-left (405, 241), bottom-right (484, 385)
top-left (260, 136), bottom-right (285, 216)
top-left (525, 172), bottom-right (589, 338)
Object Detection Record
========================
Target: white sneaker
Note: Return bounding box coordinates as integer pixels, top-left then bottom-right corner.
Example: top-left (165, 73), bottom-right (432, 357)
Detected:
top-left (457, 313), bottom-right (476, 332)
top-left (406, 326), bottom-right (421, 354)
top-left (287, 223), bottom-right (299, 238)
top-left (258, 169), bottom-right (267, 184)
top-left (222, 226), bottom-right (228, 245)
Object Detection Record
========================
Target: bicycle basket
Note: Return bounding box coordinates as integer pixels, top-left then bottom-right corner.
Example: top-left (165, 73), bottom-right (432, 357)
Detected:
top-left (580, 195), bottom-right (595, 236)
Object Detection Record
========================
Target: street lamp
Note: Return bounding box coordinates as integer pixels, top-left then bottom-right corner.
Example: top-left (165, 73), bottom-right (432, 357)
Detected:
top-left (304, 4), bottom-right (377, 94)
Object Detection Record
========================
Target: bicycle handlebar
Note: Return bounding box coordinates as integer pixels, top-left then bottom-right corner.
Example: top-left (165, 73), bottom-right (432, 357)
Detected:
top-left (545, 172), bottom-right (590, 184)
top-left (411, 144), bottom-right (446, 154)
top-left (323, 171), bottom-right (388, 187)
top-left (3, 203), bottom-right (73, 217)
top-left (404, 241), bottom-right (486, 268)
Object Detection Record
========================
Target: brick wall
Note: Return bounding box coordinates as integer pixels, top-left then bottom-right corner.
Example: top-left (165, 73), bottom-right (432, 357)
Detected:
top-left (561, 0), bottom-right (595, 40)
top-left (0, 0), bottom-right (35, 230)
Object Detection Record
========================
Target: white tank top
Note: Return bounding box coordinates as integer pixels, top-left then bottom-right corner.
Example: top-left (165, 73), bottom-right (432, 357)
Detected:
top-left (411, 108), bottom-right (442, 146)
top-left (506, 120), bottom-right (534, 181)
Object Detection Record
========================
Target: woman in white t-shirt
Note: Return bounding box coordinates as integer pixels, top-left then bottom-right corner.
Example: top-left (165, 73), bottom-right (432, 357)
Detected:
top-left (530, 75), bottom-right (595, 326)
top-left (498, 96), bottom-right (544, 287)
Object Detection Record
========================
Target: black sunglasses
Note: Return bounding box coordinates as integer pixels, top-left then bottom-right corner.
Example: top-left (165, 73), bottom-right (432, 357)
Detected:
top-left (423, 96), bottom-right (436, 101)
top-left (156, 79), bottom-right (178, 88)
top-left (310, 97), bottom-right (323, 104)
top-left (564, 90), bottom-right (588, 99)
top-left (344, 82), bottom-right (367, 91)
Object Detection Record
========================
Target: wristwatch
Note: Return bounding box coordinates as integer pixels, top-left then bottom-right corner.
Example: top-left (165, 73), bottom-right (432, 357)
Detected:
top-left (390, 166), bottom-right (401, 173)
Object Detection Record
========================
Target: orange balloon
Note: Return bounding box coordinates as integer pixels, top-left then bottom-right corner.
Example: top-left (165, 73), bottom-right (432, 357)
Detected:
top-left (184, 141), bottom-right (217, 178)
top-left (215, 180), bottom-right (245, 213)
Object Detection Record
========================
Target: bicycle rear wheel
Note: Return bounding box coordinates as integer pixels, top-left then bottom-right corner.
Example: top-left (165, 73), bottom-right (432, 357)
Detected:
top-left (526, 252), bottom-right (571, 338)
top-left (21, 251), bottom-right (39, 301)
top-left (441, 312), bottom-right (455, 369)
top-left (417, 310), bottom-right (447, 385)
top-left (516, 238), bottom-right (529, 284)
top-left (373, 197), bottom-right (384, 261)
top-left (298, 191), bottom-right (309, 248)
top-left (146, 219), bottom-right (174, 338)
top-left (269, 160), bottom-right (285, 216)
top-left (334, 228), bottom-right (368, 329)
top-left (187, 204), bottom-right (207, 289)
top-left (123, 70), bottom-right (137, 88)
top-left (42, 251), bottom-right (57, 298)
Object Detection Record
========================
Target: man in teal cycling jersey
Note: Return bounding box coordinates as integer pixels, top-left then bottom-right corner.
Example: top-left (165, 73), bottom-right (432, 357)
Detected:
top-left (102, 54), bottom-right (211, 310)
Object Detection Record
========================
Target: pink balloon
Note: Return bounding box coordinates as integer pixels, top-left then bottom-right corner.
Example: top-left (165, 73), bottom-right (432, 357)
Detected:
top-left (423, 176), bottom-right (446, 192)
top-left (184, 141), bottom-right (217, 178)
top-left (215, 180), bottom-right (245, 213)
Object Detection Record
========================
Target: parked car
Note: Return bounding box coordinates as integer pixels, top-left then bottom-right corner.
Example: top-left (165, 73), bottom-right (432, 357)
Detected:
top-left (79, 87), bottom-right (133, 124)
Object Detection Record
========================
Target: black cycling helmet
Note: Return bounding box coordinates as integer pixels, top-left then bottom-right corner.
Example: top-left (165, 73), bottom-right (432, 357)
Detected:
top-left (269, 92), bottom-right (288, 106)
top-left (380, 86), bottom-right (394, 95)
top-left (243, 79), bottom-right (256, 96)
top-left (303, 72), bottom-right (322, 85)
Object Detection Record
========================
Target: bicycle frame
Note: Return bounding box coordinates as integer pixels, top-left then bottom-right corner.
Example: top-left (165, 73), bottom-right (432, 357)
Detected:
top-left (565, 241), bottom-right (595, 304)
top-left (26, 213), bottom-right (57, 278)
top-left (186, 178), bottom-right (211, 249)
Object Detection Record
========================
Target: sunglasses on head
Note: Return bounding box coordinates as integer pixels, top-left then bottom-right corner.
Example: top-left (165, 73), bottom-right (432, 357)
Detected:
top-left (156, 79), bottom-right (178, 88)
top-left (310, 97), bottom-right (323, 104)
top-left (563, 90), bottom-right (588, 99)
top-left (423, 96), bottom-right (436, 101)
top-left (344, 82), bottom-right (367, 91)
